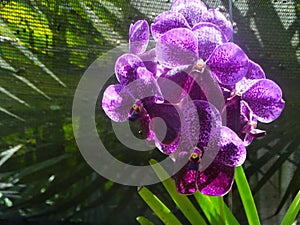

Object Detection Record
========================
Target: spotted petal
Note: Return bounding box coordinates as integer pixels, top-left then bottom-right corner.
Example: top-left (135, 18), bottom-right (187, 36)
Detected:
top-left (129, 20), bottom-right (149, 55)
top-left (192, 22), bottom-right (226, 61)
top-left (171, 0), bottom-right (207, 27)
top-left (197, 160), bottom-right (234, 196)
top-left (126, 67), bottom-right (162, 100)
top-left (183, 100), bottom-right (222, 150)
top-left (202, 9), bottom-right (233, 41)
top-left (242, 79), bottom-right (285, 123)
top-left (157, 70), bottom-right (191, 103)
top-left (212, 126), bottom-right (246, 167)
top-left (207, 43), bottom-right (249, 85)
top-left (115, 53), bottom-right (145, 85)
top-left (151, 11), bottom-right (190, 40)
top-left (156, 28), bottom-right (198, 68)
top-left (236, 61), bottom-right (266, 93)
top-left (139, 48), bottom-right (158, 76)
top-left (225, 99), bottom-right (266, 146)
top-left (102, 68), bottom-right (162, 122)
top-left (225, 95), bottom-right (242, 134)
top-left (102, 84), bottom-right (135, 122)
top-left (174, 151), bottom-right (198, 195)
top-left (144, 102), bottom-right (181, 147)
top-left (156, 138), bottom-right (180, 155)
top-left (246, 60), bottom-right (266, 79)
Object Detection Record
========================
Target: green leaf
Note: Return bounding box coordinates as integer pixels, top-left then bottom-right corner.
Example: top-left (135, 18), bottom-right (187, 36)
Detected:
top-left (138, 186), bottom-right (181, 225)
top-left (235, 166), bottom-right (260, 225)
top-left (275, 162), bottom-right (300, 215)
top-left (149, 159), bottom-right (207, 225)
top-left (194, 192), bottom-right (240, 225)
top-left (280, 191), bottom-right (300, 225)
top-left (136, 216), bottom-right (155, 225)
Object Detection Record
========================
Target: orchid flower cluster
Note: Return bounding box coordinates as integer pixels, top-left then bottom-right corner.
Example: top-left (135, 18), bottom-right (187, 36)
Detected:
top-left (102, 0), bottom-right (285, 196)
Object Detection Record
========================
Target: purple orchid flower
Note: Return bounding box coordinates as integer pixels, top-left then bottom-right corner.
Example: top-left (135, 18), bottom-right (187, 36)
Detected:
top-left (151, 0), bottom-right (248, 86)
top-left (232, 60), bottom-right (285, 123)
top-left (151, 0), bottom-right (233, 41)
top-left (102, 61), bottom-right (184, 147)
top-left (239, 79), bottom-right (285, 123)
top-left (102, 50), bottom-right (184, 149)
top-left (100, 0), bottom-right (285, 197)
top-left (154, 27), bottom-right (249, 86)
top-left (224, 93), bottom-right (266, 146)
top-left (173, 100), bottom-right (246, 196)
top-left (224, 61), bottom-right (284, 144)
top-left (240, 101), bottom-right (266, 146)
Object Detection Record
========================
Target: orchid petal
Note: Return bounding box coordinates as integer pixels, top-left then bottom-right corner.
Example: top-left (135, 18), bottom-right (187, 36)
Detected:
top-left (202, 9), bottom-right (233, 41)
top-left (197, 161), bottom-right (234, 196)
top-left (183, 100), bottom-right (222, 150)
top-left (243, 134), bottom-right (254, 147)
top-left (192, 22), bottom-right (226, 61)
top-left (129, 20), bottom-right (149, 55)
top-left (207, 43), bottom-right (249, 85)
top-left (156, 28), bottom-right (198, 68)
top-left (126, 67), bottom-right (162, 101)
top-left (157, 71), bottom-right (191, 103)
top-left (242, 79), bottom-right (285, 123)
top-left (236, 61), bottom-right (266, 93)
top-left (102, 84), bottom-right (135, 122)
top-left (151, 11), bottom-right (190, 40)
top-left (174, 151), bottom-right (198, 195)
top-left (144, 102), bottom-right (181, 146)
top-left (139, 48), bottom-right (157, 76)
top-left (115, 53), bottom-right (145, 85)
top-left (225, 95), bottom-right (242, 134)
top-left (171, 0), bottom-right (207, 27)
top-left (156, 138), bottom-right (180, 155)
top-left (185, 76), bottom-right (207, 101)
top-left (171, 0), bottom-right (207, 10)
top-left (246, 60), bottom-right (266, 79)
top-left (213, 126), bottom-right (246, 167)
top-left (236, 78), bottom-right (260, 94)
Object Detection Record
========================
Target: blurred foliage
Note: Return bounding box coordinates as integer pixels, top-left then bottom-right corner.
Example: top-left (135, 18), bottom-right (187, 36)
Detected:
top-left (0, 0), bottom-right (299, 224)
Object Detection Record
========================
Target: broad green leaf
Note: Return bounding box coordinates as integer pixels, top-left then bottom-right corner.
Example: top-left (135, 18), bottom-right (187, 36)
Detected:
top-left (280, 191), bottom-right (300, 225)
top-left (138, 186), bottom-right (181, 225)
top-left (235, 166), bottom-right (260, 225)
top-left (194, 192), bottom-right (240, 225)
top-left (136, 216), bottom-right (155, 225)
top-left (275, 163), bottom-right (300, 215)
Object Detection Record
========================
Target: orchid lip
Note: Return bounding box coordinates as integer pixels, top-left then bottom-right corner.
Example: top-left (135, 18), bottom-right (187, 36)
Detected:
top-left (129, 101), bottom-right (147, 121)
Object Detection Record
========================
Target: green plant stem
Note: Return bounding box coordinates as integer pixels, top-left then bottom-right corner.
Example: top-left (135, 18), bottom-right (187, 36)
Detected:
top-left (235, 166), bottom-right (261, 225)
